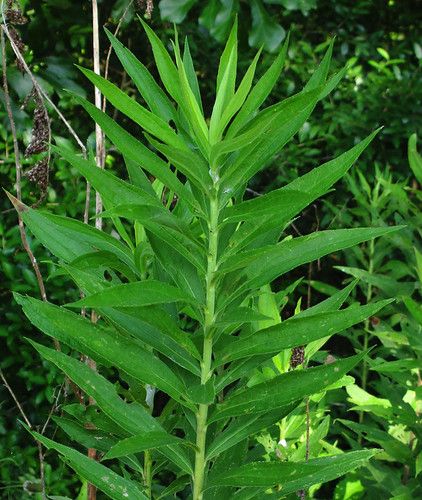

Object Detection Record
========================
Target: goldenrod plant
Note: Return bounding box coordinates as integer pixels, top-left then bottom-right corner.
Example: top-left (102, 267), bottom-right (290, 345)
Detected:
top-left (9, 20), bottom-right (402, 499)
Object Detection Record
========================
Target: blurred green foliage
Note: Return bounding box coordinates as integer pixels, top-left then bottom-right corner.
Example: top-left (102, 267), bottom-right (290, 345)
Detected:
top-left (1, 0), bottom-right (421, 497)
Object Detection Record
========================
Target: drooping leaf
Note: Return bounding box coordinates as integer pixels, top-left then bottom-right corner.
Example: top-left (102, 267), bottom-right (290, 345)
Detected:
top-left (29, 430), bottom-right (147, 500)
top-left (28, 340), bottom-right (193, 473)
top-left (16, 295), bottom-right (189, 402)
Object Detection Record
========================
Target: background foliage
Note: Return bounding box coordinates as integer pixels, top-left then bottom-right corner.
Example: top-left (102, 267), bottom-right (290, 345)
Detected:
top-left (1, 0), bottom-right (421, 498)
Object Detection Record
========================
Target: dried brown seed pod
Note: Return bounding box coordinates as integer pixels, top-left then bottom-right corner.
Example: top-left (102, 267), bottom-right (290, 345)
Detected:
top-left (5, 9), bottom-right (27, 25)
top-left (25, 101), bottom-right (49, 156)
top-left (290, 346), bottom-right (305, 369)
top-left (25, 157), bottom-right (49, 192)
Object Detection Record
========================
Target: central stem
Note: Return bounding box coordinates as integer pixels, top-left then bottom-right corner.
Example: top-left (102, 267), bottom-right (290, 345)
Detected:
top-left (193, 188), bottom-right (219, 500)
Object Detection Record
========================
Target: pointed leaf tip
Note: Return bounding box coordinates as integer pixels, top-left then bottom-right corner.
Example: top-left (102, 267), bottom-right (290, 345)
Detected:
top-left (4, 190), bottom-right (28, 213)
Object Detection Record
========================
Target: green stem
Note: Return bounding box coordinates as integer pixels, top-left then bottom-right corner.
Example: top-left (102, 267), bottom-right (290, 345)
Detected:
top-left (193, 190), bottom-right (219, 500)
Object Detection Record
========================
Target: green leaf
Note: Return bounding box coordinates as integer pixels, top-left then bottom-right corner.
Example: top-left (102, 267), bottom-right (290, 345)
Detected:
top-left (78, 66), bottom-right (187, 150)
top-left (183, 37), bottom-right (203, 111)
top-left (5, 192), bottom-right (136, 271)
top-left (139, 18), bottom-right (182, 104)
top-left (220, 226), bottom-right (403, 292)
top-left (209, 351), bottom-right (366, 422)
top-left (408, 133), bottom-right (422, 185)
top-left (16, 295), bottom-right (188, 402)
top-left (403, 296), bottom-right (422, 325)
top-left (102, 204), bottom-right (207, 273)
top-left (227, 33), bottom-right (289, 137)
top-left (146, 136), bottom-right (211, 192)
top-left (216, 18), bottom-right (238, 102)
top-left (104, 431), bottom-right (188, 461)
top-left (28, 340), bottom-right (193, 473)
top-left (221, 87), bottom-right (322, 197)
top-left (159, 0), bottom-right (197, 23)
top-left (214, 300), bottom-right (392, 365)
top-left (52, 144), bottom-right (160, 208)
top-left (29, 430), bottom-right (147, 500)
top-left (70, 94), bottom-right (200, 213)
top-left (212, 49), bottom-right (262, 144)
top-left (173, 40), bottom-right (210, 155)
top-left (67, 280), bottom-right (198, 309)
top-left (105, 29), bottom-right (176, 123)
top-left (206, 404), bottom-right (295, 460)
top-left (221, 128), bottom-right (379, 259)
top-left (206, 450), bottom-right (379, 493)
top-left (221, 190), bottom-right (310, 224)
top-left (249, 0), bottom-right (285, 53)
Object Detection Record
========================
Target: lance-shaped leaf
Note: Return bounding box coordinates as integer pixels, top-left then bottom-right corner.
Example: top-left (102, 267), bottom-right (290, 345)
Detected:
top-left (206, 449), bottom-right (379, 494)
top-left (78, 66), bottom-right (187, 150)
top-left (102, 204), bottom-right (207, 273)
top-left (222, 130), bottom-right (379, 226)
top-left (220, 87), bottom-right (322, 197)
top-left (28, 340), bottom-right (193, 474)
top-left (104, 431), bottom-right (189, 461)
top-left (212, 49), bottom-right (262, 143)
top-left (105, 28), bottom-right (176, 123)
top-left (70, 94), bottom-right (201, 213)
top-left (214, 300), bottom-right (392, 365)
top-left (227, 34), bottom-right (289, 138)
top-left (16, 295), bottom-right (188, 402)
top-left (29, 430), bottom-right (147, 500)
top-left (183, 37), bottom-right (203, 111)
top-left (105, 307), bottom-right (201, 374)
top-left (145, 136), bottom-right (211, 192)
top-left (52, 144), bottom-right (160, 208)
top-left (206, 405), bottom-right (296, 460)
top-left (139, 18), bottom-right (182, 104)
top-left (219, 226), bottom-right (403, 292)
top-left (5, 192), bottom-right (136, 271)
top-left (67, 280), bottom-right (199, 309)
top-left (209, 351), bottom-right (365, 422)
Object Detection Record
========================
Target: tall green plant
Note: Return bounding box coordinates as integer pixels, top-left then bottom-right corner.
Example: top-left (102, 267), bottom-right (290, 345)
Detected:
top-left (9, 21), bottom-right (401, 499)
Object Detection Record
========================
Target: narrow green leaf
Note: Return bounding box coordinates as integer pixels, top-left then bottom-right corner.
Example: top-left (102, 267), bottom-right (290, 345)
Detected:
top-left (78, 66), bottom-right (187, 150)
top-left (52, 144), bottom-right (160, 208)
top-left (105, 28), bottom-right (176, 123)
top-left (29, 430), bottom-right (147, 500)
top-left (5, 192), bottom-right (136, 271)
top-left (213, 49), bottom-right (262, 143)
top-left (67, 280), bottom-right (198, 309)
top-left (206, 405), bottom-right (295, 460)
top-left (17, 295), bottom-right (188, 402)
top-left (102, 204), bottom-right (207, 273)
top-left (216, 18), bottom-right (238, 99)
top-left (27, 340), bottom-right (193, 474)
top-left (209, 351), bottom-right (366, 422)
top-left (220, 226), bottom-right (403, 291)
top-left (183, 37), bottom-right (203, 112)
top-left (146, 136), bottom-right (211, 191)
top-left (104, 432), bottom-right (187, 461)
top-left (70, 94), bottom-right (201, 214)
top-left (227, 34), bottom-right (289, 138)
top-left (214, 300), bottom-right (392, 365)
top-left (206, 450), bottom-right (379, 494)
top-left (173, 40), bottom-right (210, 156)
top-left (139, 18), bottom-right (182, 103)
